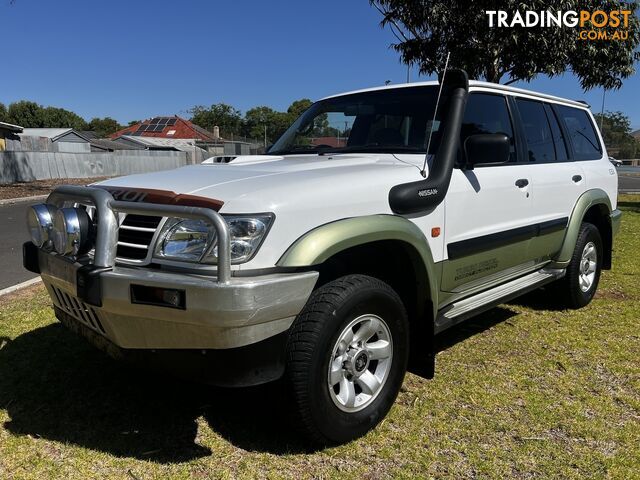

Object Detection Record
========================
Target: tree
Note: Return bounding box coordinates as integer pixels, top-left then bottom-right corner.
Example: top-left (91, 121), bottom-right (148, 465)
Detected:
top-left (594, 111), bottom-right (639, 158)
top-left (286, 98), bottom-right (313, 122)
top-left (0, 102), bottom-right (7, 123)
top-left (5, 100), bottom-right (88, 129)
top-left (243, 106), bottom-right (289, 143)
top-left (87, 117), bottom-right (122, 138)
top-left (190, 103), bottom-right (242, 136)
top-left (7, 101), bottom-right (43, 127)
top-left (40, 106), bottom-right (87, 130)
top-left (370, 0), bottom-right (640, 89)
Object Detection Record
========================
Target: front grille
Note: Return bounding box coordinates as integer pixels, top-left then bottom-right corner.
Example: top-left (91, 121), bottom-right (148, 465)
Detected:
top-left (116, 214), bottom-right (162, 261)
top-left (51, 285), bottom-right (106, 335)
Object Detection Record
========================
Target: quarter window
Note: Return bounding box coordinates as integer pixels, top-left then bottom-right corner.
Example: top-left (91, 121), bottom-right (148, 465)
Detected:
top-left (461, 94), bottom-right (516, 162)
top-left (556, 105), bottom-right (602, 160)
top-left (516, 98), bottom-right (556, 163)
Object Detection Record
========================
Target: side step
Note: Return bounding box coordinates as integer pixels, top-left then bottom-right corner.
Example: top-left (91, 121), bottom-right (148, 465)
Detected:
top-left (435, 268), bottom-right (565, 334)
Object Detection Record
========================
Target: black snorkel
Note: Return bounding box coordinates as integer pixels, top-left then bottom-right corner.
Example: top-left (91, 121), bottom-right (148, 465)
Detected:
top-left (388, 69), bottom-right (469, 215)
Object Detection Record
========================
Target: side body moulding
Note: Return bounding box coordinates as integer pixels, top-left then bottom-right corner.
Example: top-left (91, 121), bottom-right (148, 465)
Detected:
top-left (277, 215), bottom-right (440, 314)
top-left (550, 188), bottom-right (612, 268)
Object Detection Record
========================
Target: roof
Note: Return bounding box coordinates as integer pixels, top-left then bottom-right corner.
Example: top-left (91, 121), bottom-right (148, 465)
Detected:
top-left (0, 121), bottom-right (23, 133)
top-left (321, 80), bottom-right (588, 108)
top-left (19, 128), bottom-right (91, 142)
top-left (118, 135), bottom-right (200, 152)
top-left (90, 138), bottom-right (143, 151)
top-left (110, 116), bottom-right (217, 141)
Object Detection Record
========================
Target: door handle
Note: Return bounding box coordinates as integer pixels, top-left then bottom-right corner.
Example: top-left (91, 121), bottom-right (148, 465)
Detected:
top-left (572, 175), bottom-right (582, 183)
top-left (515, 178), bottom-right (529, 188)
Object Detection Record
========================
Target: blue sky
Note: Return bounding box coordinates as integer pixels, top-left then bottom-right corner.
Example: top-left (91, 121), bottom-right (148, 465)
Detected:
top-left (1, 0), bottom-right (639, 129)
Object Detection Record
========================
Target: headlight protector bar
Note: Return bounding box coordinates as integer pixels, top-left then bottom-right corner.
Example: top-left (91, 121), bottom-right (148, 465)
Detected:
top-left (45, 185), bottom-right (232, 284)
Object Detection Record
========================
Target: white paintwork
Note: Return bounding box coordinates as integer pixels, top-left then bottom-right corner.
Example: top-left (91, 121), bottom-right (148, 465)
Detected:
top-left (96, 153), bottom-right (444, 270)
top-left (94, 82), bottom-right (617, 276)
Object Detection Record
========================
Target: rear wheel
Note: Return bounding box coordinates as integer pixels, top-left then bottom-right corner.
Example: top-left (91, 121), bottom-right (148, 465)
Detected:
top-left (285, 275), bottom-right (409, 445)
top-left (557, 222), bottom-right (603, 309)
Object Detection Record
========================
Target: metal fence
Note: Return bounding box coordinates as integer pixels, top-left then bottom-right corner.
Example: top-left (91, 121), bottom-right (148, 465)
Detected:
top-left (0, 150), bottom-right (189, 184)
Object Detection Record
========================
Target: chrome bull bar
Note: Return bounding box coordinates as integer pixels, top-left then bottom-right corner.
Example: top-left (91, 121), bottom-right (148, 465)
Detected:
top-left (46, 185), bottom-right (231, 284)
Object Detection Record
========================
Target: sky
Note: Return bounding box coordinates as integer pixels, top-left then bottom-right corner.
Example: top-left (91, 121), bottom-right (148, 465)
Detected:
top-left (1, 0), bottom-right (639, 130)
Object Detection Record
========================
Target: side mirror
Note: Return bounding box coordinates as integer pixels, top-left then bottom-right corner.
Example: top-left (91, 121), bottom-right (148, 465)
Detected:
top-left (463, 133), bottom-right (510, 169)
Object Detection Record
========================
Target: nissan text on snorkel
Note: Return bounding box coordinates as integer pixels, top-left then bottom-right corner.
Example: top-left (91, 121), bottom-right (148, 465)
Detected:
top-left (23, 66), bottom-right (620, 445)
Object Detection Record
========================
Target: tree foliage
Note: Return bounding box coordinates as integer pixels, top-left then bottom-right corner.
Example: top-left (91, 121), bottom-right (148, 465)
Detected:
top-left (4, 100), bottom-right (87, 129)
top-left (0, 102), bottom-right (8, 123)
top-left (370, 0), bottom-right (640, 89)
top-left (87, 117), bottom-right (122, 138)
top-left (190, 98), bottom-right (316, 143)
top-left (594, 110), bottom-right (640, 157)
top-left (243, 106), bottom-right (288, 142)
top-left (189, 103), bottom-right (243, 136)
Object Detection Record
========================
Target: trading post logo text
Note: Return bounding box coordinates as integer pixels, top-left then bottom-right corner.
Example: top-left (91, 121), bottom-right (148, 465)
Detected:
top-left (486, 9), bottom-right (633, 40)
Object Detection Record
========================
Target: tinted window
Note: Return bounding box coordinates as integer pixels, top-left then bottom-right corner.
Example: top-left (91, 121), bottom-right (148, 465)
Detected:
top-left (556, 105), bottom-right (602, 160)
top-left (544, 104), bottom-right (568, 161)
top-left (516, 99), bottom-right (555, 163)
top-left (461, 94), bottom-right (516, 162)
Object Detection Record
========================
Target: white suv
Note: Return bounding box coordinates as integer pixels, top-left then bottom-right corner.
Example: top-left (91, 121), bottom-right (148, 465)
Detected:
top-left (24, 70), bottom-right (621, 445)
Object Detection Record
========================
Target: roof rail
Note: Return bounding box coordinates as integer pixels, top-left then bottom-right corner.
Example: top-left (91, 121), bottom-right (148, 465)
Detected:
top-left (575, 100), bottom-right (591, 107)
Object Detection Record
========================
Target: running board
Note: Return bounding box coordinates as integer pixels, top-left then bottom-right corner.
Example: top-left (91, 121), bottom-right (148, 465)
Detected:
top-left (435, 268), bottom-right (565, 334)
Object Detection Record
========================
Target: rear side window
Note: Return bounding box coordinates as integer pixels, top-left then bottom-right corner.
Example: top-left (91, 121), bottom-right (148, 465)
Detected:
top-left (516, 98), bottom-right (555, 163)
top-left (556, 105), bottom-right (602, 160)
top-left (544, 104), bottom-right (569, 161)
top-left (461, 93), bottom-right (516, 162)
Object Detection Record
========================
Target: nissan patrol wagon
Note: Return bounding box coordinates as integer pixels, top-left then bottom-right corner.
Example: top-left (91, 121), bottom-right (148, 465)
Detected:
top-left (24, 70), bottom-right (620, 445)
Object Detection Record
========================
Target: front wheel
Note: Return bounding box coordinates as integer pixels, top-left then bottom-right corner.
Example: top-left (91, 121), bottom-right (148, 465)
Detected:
top-left (285, 275), bottom-right (409, 445)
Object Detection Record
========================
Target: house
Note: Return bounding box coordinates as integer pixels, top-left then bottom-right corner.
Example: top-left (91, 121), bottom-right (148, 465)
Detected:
top-left (0, 121), bottom-right (23, 151)
top-left (111, 116), bottom-right (217, 141)
top-left (18, 128), bottom-right (91, 153)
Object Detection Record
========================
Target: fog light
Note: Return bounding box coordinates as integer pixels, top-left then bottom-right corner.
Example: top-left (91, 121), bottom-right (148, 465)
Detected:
top-left (130, 285), bottom-right (186, 310)
top-left (26, 204), bottom-right (57, 247)
top-left (52, 207), bottom-right (94, 256)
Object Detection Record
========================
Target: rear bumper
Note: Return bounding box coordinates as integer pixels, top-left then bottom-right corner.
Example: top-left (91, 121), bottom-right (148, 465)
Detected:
top-left (27, 244), bottom-right (318, 351)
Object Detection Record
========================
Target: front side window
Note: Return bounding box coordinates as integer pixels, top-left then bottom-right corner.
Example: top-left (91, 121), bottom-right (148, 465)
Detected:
top-left (516, 98), bottom-right (555, 163)
top-left (268, 86), bottom-right (444, 155)
top-left (461, 93), bottom-right (516, 162)
top-left (556, 105), bottom-right (602, 160)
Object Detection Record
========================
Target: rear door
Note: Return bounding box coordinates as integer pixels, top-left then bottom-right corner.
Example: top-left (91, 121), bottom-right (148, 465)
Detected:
top-left (441, 92), bottom-right (537, 294)
top-left (513, 98), bottom-right (586, 260)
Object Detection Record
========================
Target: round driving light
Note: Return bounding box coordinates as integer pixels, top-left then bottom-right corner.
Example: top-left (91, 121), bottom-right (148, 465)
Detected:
top-left (26, 204), bottom-right (57, 247)
top-left (52, 207), bottom-right (94, 256)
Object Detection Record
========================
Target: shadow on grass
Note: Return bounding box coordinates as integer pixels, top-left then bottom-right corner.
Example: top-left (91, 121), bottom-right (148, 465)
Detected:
top-left (0, 324), bottom-right (310, 462)
top-left (1, 306), bottom-right (523, 462)
top-left (618, 199), bottom-right (640, 213)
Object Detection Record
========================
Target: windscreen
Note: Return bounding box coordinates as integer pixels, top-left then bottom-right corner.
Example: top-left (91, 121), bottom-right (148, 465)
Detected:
top-left (268, 86), bottom-right (444, 156)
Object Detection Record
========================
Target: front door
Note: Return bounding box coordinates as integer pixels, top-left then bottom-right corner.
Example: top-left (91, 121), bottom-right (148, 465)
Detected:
top-left (441, 92), bottom-right (538, 295)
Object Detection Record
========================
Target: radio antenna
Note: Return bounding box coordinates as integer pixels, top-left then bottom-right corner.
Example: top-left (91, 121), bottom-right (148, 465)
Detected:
top-left (421, 51), bottom-right (450, 178)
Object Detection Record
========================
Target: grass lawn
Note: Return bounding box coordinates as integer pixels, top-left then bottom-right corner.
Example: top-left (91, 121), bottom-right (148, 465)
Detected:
top-left (1, 196), bottom-right (638, 479)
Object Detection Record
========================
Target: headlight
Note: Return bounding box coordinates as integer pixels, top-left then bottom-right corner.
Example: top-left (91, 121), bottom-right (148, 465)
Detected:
top-left (26, 204), bottom-right (57, 247)
top-left (154, 214), bottom-right (273, 264)
top-left (154, 219), bottom-right (213, 262)
top-left (52, 207), bottom-right (94, 256)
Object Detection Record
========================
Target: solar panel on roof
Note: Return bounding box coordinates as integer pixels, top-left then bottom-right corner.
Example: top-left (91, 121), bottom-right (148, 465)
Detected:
top-left (167, 118), bottom-right (177, 126)
top-left (154, 125), bottom-right (164, 132)
top-left (136, 125), bottom-right (148, 132)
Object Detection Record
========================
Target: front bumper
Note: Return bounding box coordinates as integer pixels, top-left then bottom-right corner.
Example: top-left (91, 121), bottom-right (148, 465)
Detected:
top-left (27, 244), bottom-right (318, 350)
